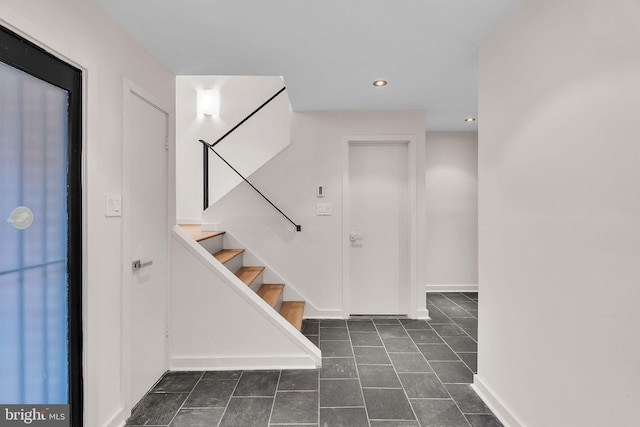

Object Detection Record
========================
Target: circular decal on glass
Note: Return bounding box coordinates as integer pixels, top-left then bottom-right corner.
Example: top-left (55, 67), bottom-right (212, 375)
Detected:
top-left (7, 206), bottom-right (34, 230)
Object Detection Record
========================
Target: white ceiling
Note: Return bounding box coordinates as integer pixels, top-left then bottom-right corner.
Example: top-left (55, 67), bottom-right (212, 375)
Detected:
top-left (92, 0), bottom-right (523, 131)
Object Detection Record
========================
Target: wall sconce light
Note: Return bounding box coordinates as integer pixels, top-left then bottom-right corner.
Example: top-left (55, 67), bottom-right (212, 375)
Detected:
top-left (197, 89), bottom-right (219, 117)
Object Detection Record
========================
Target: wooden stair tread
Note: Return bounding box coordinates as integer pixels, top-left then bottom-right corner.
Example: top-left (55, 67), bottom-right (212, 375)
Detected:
top-left (257, 284), bottom-right (284, 308)
top-left (213, 249), bottom-right (244, 264)
top-left (279, 301), bottom-right (305, 331)
top-left (235, 266), bottom-right (265, 286)
top-left (179, 224), bottom-right (224, 242)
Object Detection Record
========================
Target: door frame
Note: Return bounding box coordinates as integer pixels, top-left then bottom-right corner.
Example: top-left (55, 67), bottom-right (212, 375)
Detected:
top-left (342, 135), bottom-right (419, 317)
top-left (121, 78), bottom-right (171, 416)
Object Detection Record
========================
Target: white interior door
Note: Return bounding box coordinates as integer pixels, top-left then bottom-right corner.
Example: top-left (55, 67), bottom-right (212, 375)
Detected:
top-left (124, 86), bottom-right (169, 408)
top-left (348, 142), bottom-right (409, 315)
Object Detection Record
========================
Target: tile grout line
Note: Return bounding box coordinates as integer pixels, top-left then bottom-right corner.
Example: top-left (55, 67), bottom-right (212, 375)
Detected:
top-left (266, 370), bottom-right (282, 426)
top-left (216, 371), bottom-right (244, 427)
top-left (346, 319), bottom-right (373, 427)
top-left (374, 318), bottom-right (420, 425)
top-left (408, 318), bottom-right (474, 427)
top-left (163, 370), bottom-right (206, 427)
top-left (429, 296), bottom-right (479, 373)
top-left (424, 296), bottom-right (476, 427)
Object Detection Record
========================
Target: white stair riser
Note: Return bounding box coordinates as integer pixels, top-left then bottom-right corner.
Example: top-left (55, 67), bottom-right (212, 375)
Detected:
top-left (247, 271), bottom-right (264, 292)
top-left (199, 234), bottom-right (224, 254)
top-left (223, 252), bottom-right (244, 274)
top-left (274, 289), bottom-right (284, 313)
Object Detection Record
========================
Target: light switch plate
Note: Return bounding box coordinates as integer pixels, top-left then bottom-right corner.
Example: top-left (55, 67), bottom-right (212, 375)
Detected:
top-left (105, 194), bottom-right (122, 217)
top-left (316, 203), bottom-right (332, 216)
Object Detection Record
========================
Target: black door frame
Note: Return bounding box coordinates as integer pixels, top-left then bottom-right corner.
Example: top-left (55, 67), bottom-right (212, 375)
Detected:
top-left (0, 25), bottom-right (83, 426)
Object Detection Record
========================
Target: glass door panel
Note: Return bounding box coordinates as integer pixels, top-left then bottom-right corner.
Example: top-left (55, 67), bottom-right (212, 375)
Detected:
top-left (0, 60), bottom-right (69, 404)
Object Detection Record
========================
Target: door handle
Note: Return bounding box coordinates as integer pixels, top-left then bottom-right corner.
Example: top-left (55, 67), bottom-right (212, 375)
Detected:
top-left (132, 259), bottom-right (153, 271)
top-left (350, 233), bottom-right (363, 242)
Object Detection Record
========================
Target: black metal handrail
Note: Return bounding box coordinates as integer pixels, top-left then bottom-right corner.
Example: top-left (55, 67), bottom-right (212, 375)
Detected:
top-left (200, 86), bottom-right (301, 232)
top-left (210, 87), bottom-right (286, 149)
top-left (200, 139), bottom-right (301, 232)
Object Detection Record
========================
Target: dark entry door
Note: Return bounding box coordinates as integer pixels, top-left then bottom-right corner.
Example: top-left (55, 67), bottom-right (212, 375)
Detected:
top-left (0, 26), bottom-right (82, 426)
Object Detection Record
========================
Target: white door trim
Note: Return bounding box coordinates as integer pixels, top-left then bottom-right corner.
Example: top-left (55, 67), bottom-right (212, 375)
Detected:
top-left (342, 135), bottom-right (420, 317)
top-left (121, 78), bottom-right (171, 416)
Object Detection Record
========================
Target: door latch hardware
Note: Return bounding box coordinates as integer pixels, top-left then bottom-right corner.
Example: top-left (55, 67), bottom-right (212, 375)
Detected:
top-left (350, 233), bottom-right (363, 242)
top-left (132, 259), bottom-right (153, 271)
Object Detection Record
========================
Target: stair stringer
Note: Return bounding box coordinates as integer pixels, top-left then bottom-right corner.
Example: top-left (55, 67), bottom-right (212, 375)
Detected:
top-left (170, 226), bottom-right (321, 370)
top-left (223, 232), bottom-right (343, 319)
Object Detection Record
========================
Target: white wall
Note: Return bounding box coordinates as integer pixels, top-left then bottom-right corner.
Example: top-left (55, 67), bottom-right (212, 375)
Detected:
top-left (0, 1), bottom-right (175, 426)
top-left (176, 75), bottom-right (290, 222)
top-left (425, 132), bottom-right (478, 291)
top-left (477, 1), bottom-right (640, 426)
top-left (204, 110), bottom-right (426, 317)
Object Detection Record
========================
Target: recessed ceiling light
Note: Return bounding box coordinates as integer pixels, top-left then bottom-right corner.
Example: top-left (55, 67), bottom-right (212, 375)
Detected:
top-left (464, 117), bottom-right (477, 122)
top-left (372, 80), bottom-right (387, 87)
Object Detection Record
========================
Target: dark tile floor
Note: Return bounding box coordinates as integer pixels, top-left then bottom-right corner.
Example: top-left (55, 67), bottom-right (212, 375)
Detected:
top-left (126, 292), bottom-right (503, 427)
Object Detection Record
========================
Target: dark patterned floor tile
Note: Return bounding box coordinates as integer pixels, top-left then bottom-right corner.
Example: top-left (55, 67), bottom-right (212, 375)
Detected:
top-left (383, 337), bottom-right (419, 353)
top-left (152, 371), bottom-right (202, 393)
top-left (466, 413), bottom-right (504, 427)
top-left (458, 352), bottom-right (478, 373)
top-left (183, 379), bottom-right (237, 407)
top-left (399, 319), bottom-right (432, 330)
top-left (377, 324), bottom-right (410, 338)
top-left (320, 327), bottom-right (350, 341)
top-left (320, 408), bottom-right (369, 427)
top-left (354, 346), bottom-right (391, 365)
top-left (278, 369), bottom-right (319, 391)
top-left (320, 340), bottom-right (354, 357)
top-left (430, 361), bottom-right (474, 384)
top-left (388, 352), bottom-right (432, 373)
top-left (442, 335), bottom-right (477, 352)
top-left (363, 389), bottom-right (415, 420)
top-left (417, 343), bottom-right (460, 361)
top-left (445, 384), bottom-right (491, 414)
top-left (358, 364), bottom-right (401, 388)
top-left (320, 379), bottom-right (364, 407)
top-left (407, 329), bottom-right (444, 344)
top-left (398, 373), bottom-right (449, 398)
top-left (202, 370), bottom-right (242, 380)
top-left (320, 357), bottom-right (358, 378)
top-left (126, 392), bottom-right (188, 426)
top-left (350, 331), bottom-right (383, 346)
top-left (169, 408), bottom-right (224, 427)
top-left (270, 391), bottom-right (318, 424)
top-left (347, 320), bottom-right (377, 332)
top-left (218, 397), bottom-right (273, 427)
top-left (410, 399), bottom-right (470, 426)
top-left (234, 371), bottom-right (280, 397)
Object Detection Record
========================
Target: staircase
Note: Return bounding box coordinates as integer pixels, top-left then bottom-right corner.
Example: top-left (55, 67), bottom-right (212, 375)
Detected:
top-left (180, 224), bottom-right (305, 331)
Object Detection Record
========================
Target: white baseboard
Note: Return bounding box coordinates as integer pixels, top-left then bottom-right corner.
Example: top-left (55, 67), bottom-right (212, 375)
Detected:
top-left (412, 308), bottom-right (430, 319)
top-left (425, 283), bottom-right (478, 293)
top-left (103, 408), bottom-right (125, 427)
top-left (170, 355), bottom-right (319, 371)
top-left (304, 309), bottom-right (347, 319)
top-left (472, 375), bottom-right (523, 427)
